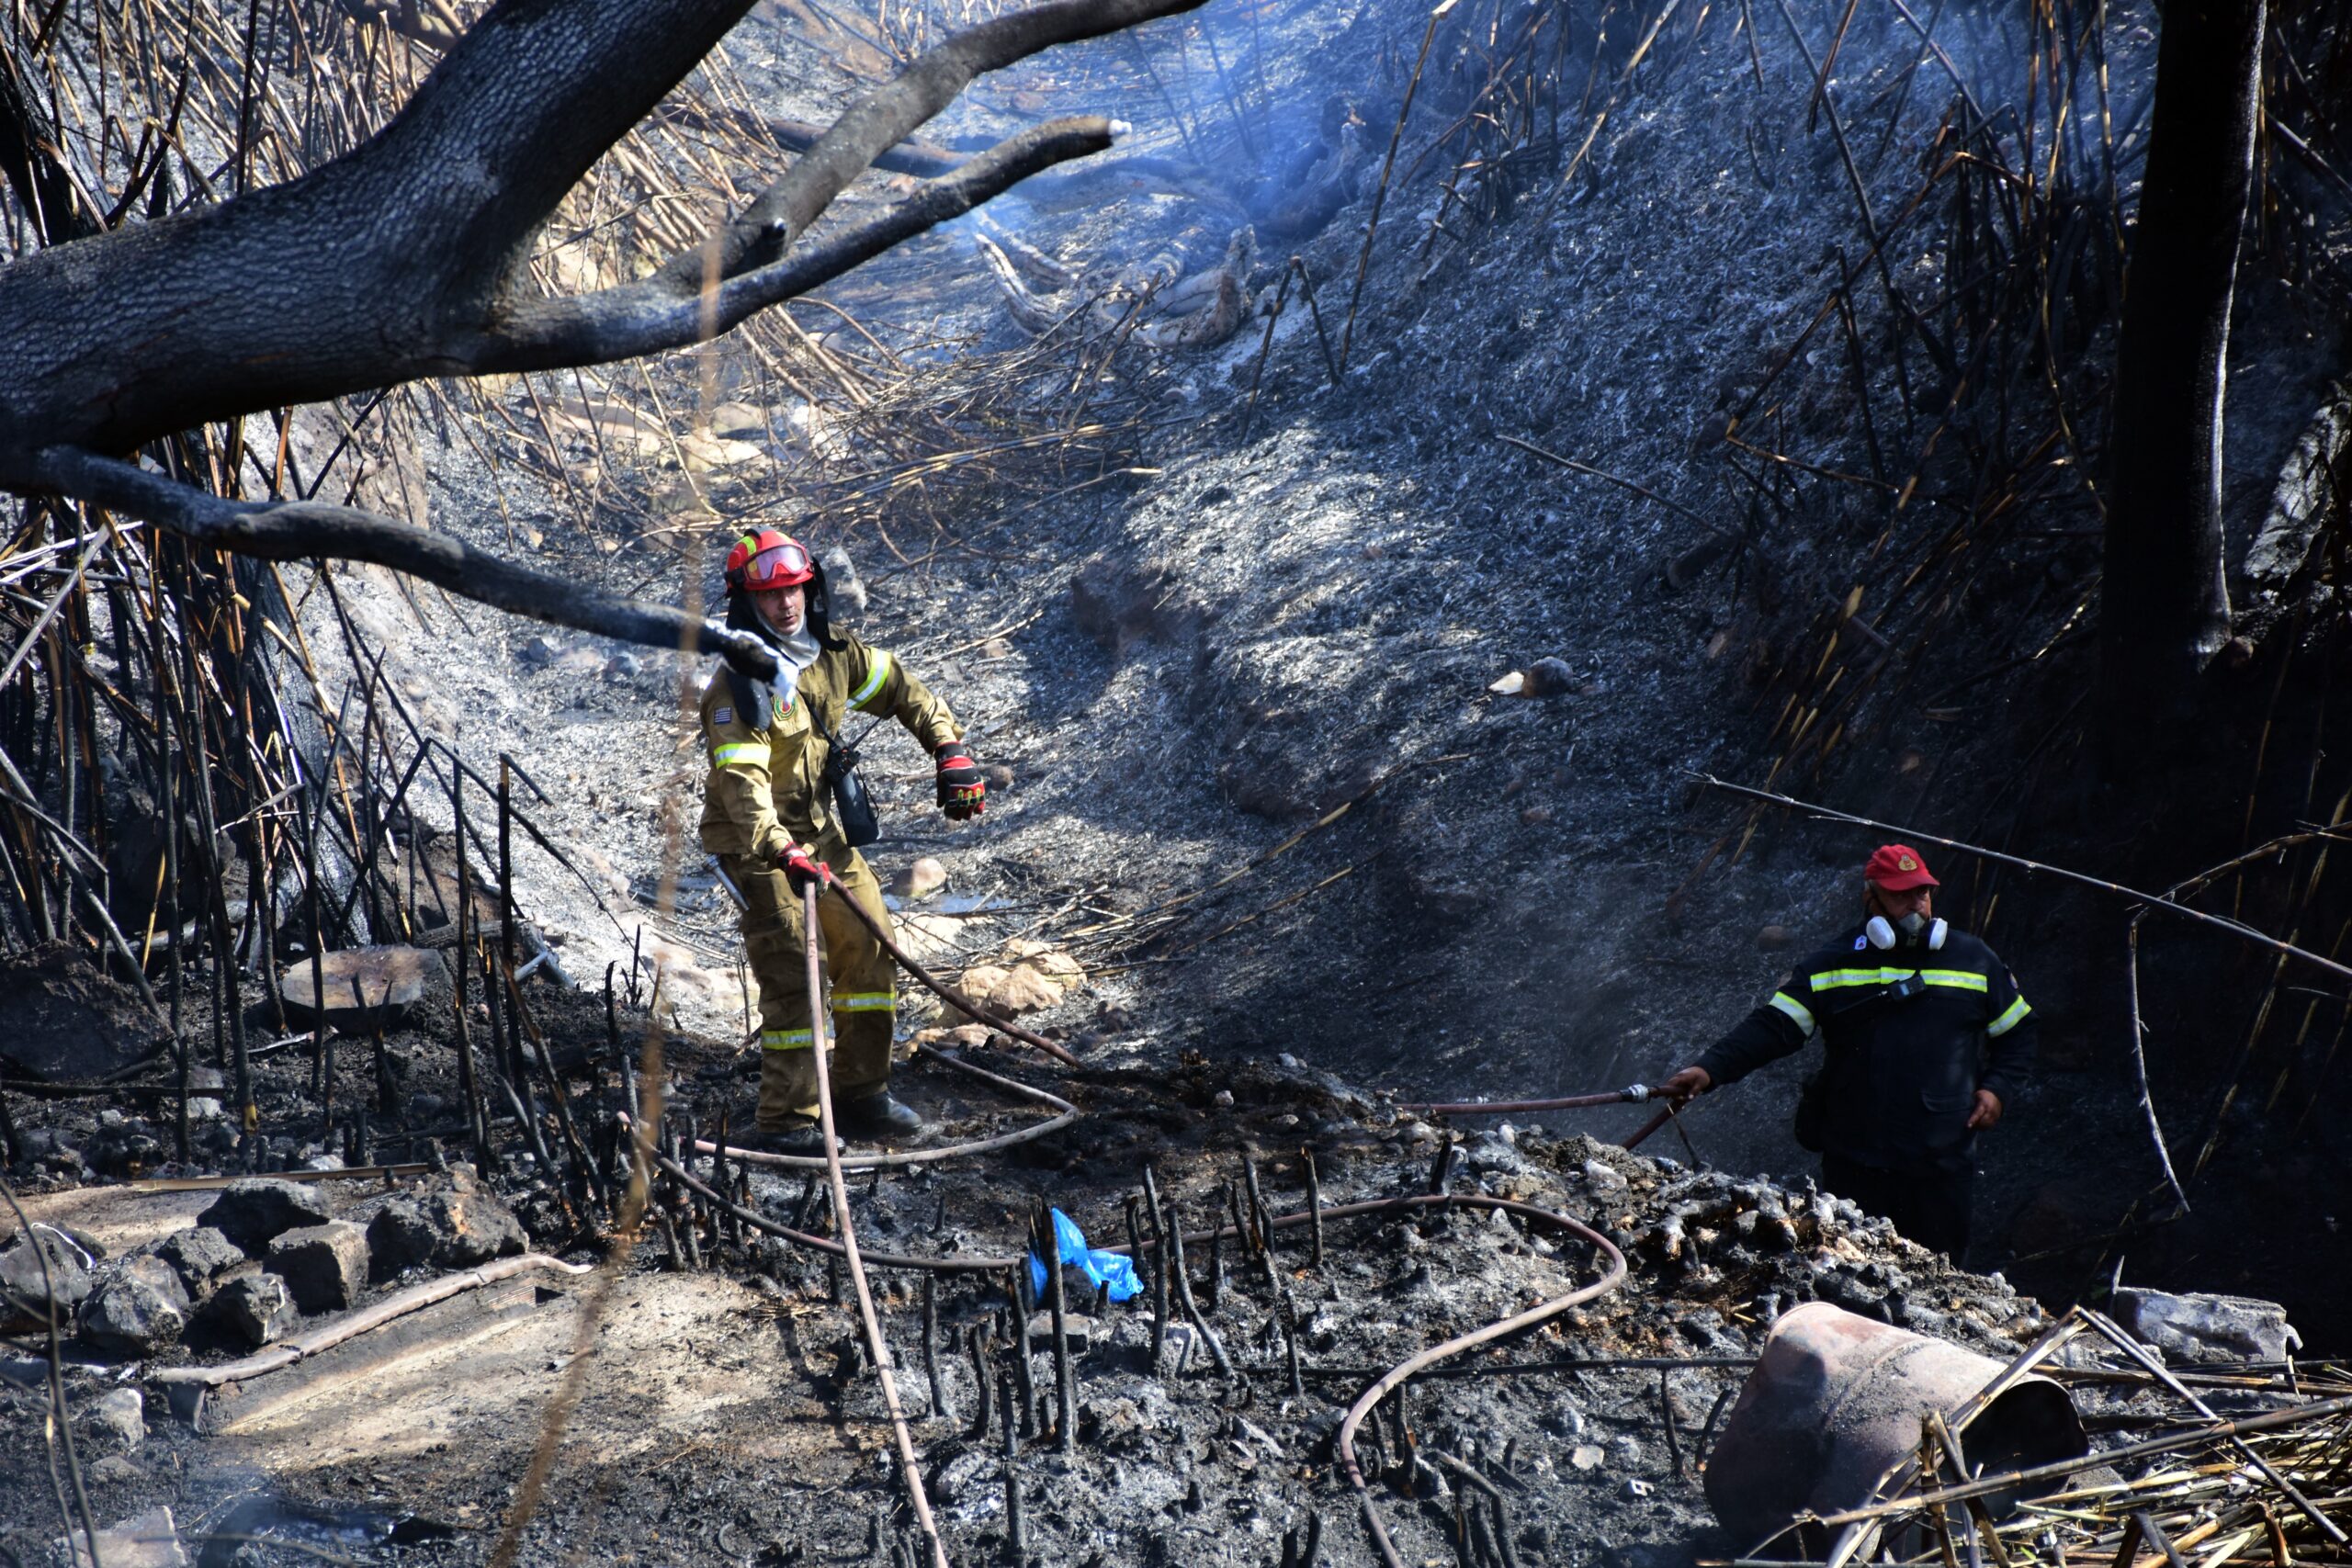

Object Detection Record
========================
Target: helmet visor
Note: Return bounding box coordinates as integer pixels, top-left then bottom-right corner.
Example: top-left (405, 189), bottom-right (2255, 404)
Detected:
top-left (741, 540), bottom-right (813, 591)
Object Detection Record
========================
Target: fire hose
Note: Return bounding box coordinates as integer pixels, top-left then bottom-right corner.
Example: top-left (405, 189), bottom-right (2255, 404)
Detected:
top-left (792, 879), bottom-right (949, 1568)
top-left (691, 863), bottom-right (1647, 1565)
top-left (657, 1122), bottom-right (1632, 1567)
top-left (1398, 1083), bottom-right (1686, 1153)
top-left (685, 861), bottom-right (1082, 1172)
top-left (1333, 1208), bottom-right (1626, 1568)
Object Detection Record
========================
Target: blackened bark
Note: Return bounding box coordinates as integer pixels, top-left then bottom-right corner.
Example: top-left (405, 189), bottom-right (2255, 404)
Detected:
top-left (2099, 0), bottom-right (2265, 749)
top-left (31, 446), bottom-right (787, 679)
top-left (0, 46), bottom-right (99, 243)
top-left (0, 0), bottom-right (1204, 479)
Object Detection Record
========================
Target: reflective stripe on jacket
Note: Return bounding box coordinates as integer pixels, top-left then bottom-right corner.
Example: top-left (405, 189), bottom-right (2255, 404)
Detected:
top-left (1696, 926), bottom-right (2036, 1168)
top-left (696, 634), bottom-right (961, 863)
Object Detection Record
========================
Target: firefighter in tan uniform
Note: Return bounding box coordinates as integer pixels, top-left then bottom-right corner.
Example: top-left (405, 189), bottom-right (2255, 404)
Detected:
top-left (699, 529), bottom-right (985, 1154)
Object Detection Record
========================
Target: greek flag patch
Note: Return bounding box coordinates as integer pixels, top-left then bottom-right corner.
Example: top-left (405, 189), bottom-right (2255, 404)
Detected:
top-left (713, 706), bottom-right (733, 725)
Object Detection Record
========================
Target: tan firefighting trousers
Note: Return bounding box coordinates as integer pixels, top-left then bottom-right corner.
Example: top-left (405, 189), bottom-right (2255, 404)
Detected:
top-left (722, 848), bottom-right (896, 1129)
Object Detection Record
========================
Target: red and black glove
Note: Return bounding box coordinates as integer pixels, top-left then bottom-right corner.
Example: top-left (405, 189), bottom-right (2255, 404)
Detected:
top-left (779, 844), bottom-right (831, 896)
top-left (935, 742), bottom-right (985, 820)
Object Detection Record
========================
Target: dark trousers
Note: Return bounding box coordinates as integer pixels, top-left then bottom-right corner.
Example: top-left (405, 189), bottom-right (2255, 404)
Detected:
top-left (1821, 1152), bottom-right (1973, 1263)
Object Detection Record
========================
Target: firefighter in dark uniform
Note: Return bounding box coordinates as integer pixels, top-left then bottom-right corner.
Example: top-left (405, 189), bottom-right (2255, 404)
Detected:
top-left (1659, 844), bottom-right (2035, 1261)
top-left (698, 529), bottom-right (986, 1156)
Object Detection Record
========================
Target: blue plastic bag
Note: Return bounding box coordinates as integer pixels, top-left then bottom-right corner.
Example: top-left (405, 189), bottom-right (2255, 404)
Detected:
top-left (1027, 1206), bottom-right (1142, 1303)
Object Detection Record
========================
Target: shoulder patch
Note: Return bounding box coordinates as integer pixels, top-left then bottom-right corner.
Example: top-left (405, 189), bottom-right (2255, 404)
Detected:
top-left (712, 705), bottom-right (733, 726)
top-left (1853, 934), bottom-right (1869, 951)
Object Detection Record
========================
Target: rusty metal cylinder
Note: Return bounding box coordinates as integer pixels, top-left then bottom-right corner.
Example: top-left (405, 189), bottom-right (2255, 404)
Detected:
top-left (1705, 1302), bottom-right (2087, 1549)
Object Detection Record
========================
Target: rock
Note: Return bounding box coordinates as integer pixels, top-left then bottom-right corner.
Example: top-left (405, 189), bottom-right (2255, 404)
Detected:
top-left (18, 1126), bottom-right (85, 1172)
top-left (1582, 1158), bottom-right (1630, 1194)
top-left (517, 634), bottom-right (562, 666)
top-left (78, 1257), bottom-right (190, 1356)
top-left (710, 401), bottom-right (766, 439)
top-left (266, 1221), bottom-right (370, 1313)
top-left (1487, 657), bottom-right (1578, 698)
top-left (428, 1189), bottom-right (527, 1267)
top-left (81, 1387), bottom-right (145, 1450)
top-left (953, 963), bottom-right (1065, 1019)
top-left (87, 1454), bottom-right (147, 1485)
top-left (1569, 1443), bottom-right (1606, 1472)
top-left (1002, 939), bottom-right (1081, 980)
top-left (207, 1271), bottom-right (296, 1348)
top-left (367, 1198), bottom-right (440, 1278)
top-left (677, 429), bottom-right (765, 470)
top-left (148, 1227), bottom-right (243, 1302)
top-left (1026, 1312), bottom-right (1094, 1352)
top-left (0, 1226), bottom-right (92, 1325)
top-left (198, 1179), bottom-right (332, 1254)
top-left (1758, 923), bottom-right (1795, 950)
top-left (2113, 1288), bottom-right (2302, 1362)
top-left (930, 1447), bottom-right (994, 1508)
top-left (0, 943), bottom-right (168, 1084)
top-left (277, 945), bottom-right (447, 1032)
top-left (888, 857), bottom-right (948, 901)
top-left (1623, 1477), bottom-right (1655, 1499)
top-left (366, 1186), bottom-right (525, 1274)
top-left (85, 1118), bottom-right (165, 1177)
top-left (821, 546), bottom-right (867, 613)
top-left (1464, 1132), bottom-right (1523, 1175)
top-left (1080, 1396), bottom-right (1150, 1451)
top-left (55, 1505), bottom-right (189, 1568)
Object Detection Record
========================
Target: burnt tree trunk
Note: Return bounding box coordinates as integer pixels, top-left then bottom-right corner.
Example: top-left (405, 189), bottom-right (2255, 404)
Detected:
top-left (0, 0), bottom-right (1203, 675)
top-left (2098, 0), bottom-right (2266, 756)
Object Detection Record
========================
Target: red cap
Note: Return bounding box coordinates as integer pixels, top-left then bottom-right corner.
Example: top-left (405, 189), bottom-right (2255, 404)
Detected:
top-left (1865, 843), bottom-right (1938, 890)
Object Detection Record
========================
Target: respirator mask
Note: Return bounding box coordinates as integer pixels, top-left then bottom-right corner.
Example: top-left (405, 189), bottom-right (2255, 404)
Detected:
top-left (1865, 909), bottom-right (1948, 951)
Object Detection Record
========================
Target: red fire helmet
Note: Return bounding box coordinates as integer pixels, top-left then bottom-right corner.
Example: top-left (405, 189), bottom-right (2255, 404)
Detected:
top-left (724, 529), bottom-right (815, 592)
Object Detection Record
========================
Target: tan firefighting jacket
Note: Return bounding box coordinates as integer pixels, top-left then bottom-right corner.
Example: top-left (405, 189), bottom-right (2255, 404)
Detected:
top-left (696, 635), bottom-right (961, 863)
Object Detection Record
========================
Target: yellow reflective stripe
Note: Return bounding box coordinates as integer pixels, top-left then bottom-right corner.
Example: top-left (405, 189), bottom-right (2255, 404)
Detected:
top-left (1811, 967), bottom-right (1920, 989)
top-left (712, 742), bottom-right (771, 769)
top-left (832, 991), bottom-right (896, 1012)
top-left (1919, 969), bottom-right (1987, 992)
top-left (761, 1030), bottom-right (814, 1052)
top-left (848, 649), bottom-right (893, 711)
top-left (1987, 996), bottom-right (2032, 1037)
top-left (1769, 991), bottom-right (1816, 1035)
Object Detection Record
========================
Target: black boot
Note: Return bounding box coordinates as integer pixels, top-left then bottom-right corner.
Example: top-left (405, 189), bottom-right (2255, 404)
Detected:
top-left (745, 1121), bottom-right (835, 1157)
top-left (834, 1091), bottom-right (929, 1141)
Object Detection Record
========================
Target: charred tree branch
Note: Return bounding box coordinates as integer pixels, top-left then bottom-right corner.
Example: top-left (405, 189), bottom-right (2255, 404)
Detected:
top-left (665, 0), bottom-right (1208, 288)
top-left (480, 118), bottom-right (1118, 370)
top-left (24, 447), bottom-right (786, 679)
top-left (0, 0), bottom-right (1199, 463)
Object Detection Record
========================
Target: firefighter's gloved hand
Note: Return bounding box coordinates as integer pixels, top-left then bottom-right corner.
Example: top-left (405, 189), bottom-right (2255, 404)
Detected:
top-left (779, 845), bottom-right (831, 896)
top-left (936, 742), bottom-right (985, 820)
top-left (1659, 1066), bottom-right (1711, 1107)
top-left (1965, 1088), bottom-right (2004, 1130)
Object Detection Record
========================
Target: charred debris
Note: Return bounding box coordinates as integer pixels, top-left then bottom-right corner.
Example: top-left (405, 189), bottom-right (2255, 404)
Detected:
top-left (7, 0), bottom-right (2352, 1562)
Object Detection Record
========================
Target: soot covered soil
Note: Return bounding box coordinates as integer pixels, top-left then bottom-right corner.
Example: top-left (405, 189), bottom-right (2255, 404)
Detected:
top-left (1, 968), bottom-right (2066, 1567)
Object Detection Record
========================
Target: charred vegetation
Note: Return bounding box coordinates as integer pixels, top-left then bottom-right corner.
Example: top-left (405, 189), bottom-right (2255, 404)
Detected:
top-left (6, 0), bottom-right (2352, 1563)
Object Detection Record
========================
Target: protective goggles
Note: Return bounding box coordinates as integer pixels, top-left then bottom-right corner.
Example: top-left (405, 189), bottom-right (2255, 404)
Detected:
top-left (736, 539), bottom-right (813, 590)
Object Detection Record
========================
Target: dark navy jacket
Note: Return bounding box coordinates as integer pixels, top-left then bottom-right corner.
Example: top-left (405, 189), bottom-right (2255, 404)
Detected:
top-left (1695, 925), bottom-right (2036, 1168)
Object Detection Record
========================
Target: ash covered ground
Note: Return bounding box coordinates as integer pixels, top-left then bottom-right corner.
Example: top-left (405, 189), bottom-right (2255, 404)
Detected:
top-left (4, 1001), bottom-right (2066, 1567)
